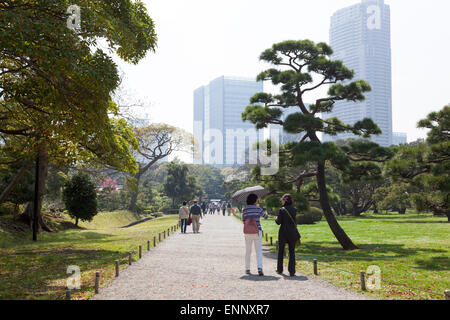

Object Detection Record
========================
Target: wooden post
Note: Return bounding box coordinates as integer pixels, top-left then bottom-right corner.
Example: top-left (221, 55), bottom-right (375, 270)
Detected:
top-left (139, 245), bottom-right (142, 259)
top-left (265, 233), bottom-right (268, 242)
top-left (147, 240), bottom-right (150, 251)
top-left (154, 236), bottom-right (156, 247)
top-left (313, 259), bottom-right (318, 275)
top-left (445, 290), bottom-right (450, 300)
top-left (129, 252), bottom-right (132, 265)
top-left (270, 237), bottom-right (273, 246)
top-left (159, 233), bottom-right (161, 242)
top-left (360, 271), bottom-right (367, 291)
top-left (164, 231), bottom-right (166, 239)
top-left (262, 230), bottom-right (264, 237)
top-left (66, 289), bottom-right (71, 300)
top-left (115, 260), bottom-right (119, 277)
top-left (95, 272), bottom-right (100, 294)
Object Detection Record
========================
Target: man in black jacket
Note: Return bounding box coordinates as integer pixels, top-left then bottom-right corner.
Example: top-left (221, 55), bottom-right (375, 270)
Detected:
top-left (190, 200), bottom-right (203, 233)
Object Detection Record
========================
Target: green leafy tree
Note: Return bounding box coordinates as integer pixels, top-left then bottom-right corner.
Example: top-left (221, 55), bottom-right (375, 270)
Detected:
top-left (373, 183), bottom-right (411, 214)
top-left (242, 40), bottom-right (392, 250)
top-left (63, 172), bottom-right (98, 226)
top-left (189, 165), bottom-right (225, 200)
top-left (0, 0), bottom-right (157, 238)
top-left (386, 105), bottom-right (449, 221)
top-left (163, 162), bottom-right (203, 207)
top-left (128, 124), bottom-right (192, 212)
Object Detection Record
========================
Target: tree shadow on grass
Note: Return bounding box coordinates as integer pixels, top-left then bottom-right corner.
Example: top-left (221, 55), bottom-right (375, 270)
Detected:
top-left (413, 256), bottom-right (450, 271)
top-left (381, 220), bottom-right (448, 224)
top-left (0, 247), bottom-right (131, 300)
top-left (293, 242), bottom-right (447, 269)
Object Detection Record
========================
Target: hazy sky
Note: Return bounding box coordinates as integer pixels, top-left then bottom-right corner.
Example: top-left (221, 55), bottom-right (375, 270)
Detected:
top-left (114, 0), bottom-right (450, 157)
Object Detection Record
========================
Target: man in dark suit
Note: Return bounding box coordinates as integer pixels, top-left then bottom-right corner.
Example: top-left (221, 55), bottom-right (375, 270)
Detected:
top-left (189, 200), bottom-right (203, 233)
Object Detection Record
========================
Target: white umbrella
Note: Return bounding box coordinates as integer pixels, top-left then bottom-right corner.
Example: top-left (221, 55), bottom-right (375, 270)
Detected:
top-left (231, 186), bottom-right (269, 203)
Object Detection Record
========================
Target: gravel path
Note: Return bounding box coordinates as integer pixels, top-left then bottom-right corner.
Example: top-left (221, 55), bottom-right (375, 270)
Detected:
top-left (92, 214), bottom-right (372, 300)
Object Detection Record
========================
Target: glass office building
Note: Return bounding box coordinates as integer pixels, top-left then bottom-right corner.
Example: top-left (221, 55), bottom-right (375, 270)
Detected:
top-left (392, 132), bottom-right (407, 146)
top-left (193, 76), bottom-right (264, 166)
top-left (322, 0), bottom-right (393, 147)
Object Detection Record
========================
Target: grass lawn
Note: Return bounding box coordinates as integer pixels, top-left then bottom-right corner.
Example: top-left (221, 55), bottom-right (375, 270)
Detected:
top-left (0, 210), bottom-right (179, 300)
top-left (237, 211), bottom-right (449, 300)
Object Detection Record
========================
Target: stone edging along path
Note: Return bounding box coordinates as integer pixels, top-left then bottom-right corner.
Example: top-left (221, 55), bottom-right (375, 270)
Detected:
top-left (92, 214), bottom-right (372, 300)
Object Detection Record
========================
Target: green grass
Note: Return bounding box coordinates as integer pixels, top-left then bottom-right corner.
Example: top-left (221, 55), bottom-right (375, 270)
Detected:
top-left (0, 210), bottom-right (179, 300)
top-left (253, 211), bottom-right (449, 300)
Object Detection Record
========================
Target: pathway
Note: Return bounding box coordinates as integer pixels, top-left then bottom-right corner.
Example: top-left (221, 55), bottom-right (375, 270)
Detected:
top-left (92, 214), bottom-right (372, 300)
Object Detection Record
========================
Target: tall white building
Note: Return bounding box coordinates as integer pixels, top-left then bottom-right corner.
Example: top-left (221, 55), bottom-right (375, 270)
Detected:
top-left (322, 0), bottom-right (393, 147)
top-left (193, 76), bottom-right (264, 166)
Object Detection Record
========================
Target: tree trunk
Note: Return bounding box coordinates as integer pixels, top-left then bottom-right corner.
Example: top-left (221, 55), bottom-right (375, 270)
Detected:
top-left (373, 203), bottom-right (379, 214)
top-left (352, 204), bottom-right (362, 217)
top-left (316, 161), bottom-right (358, 250)
top-left (128, 173), bottom-right (141, 213)
top-left (75, 217), bottom-right (79, 226)
top-left (21, 147), bottom-right (53, 239)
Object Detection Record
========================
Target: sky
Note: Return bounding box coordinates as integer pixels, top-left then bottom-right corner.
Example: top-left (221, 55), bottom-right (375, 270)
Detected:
top-left (114, 0), bottom-right (450, 161)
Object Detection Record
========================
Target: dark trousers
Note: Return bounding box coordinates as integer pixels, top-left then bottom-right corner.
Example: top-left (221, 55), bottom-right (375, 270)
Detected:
top-left (222, 209), bottom-right (226, 216)
top-left (277, 238), bottom-right (296, 275)
top-left (180, 218), bottom-right (187, 233)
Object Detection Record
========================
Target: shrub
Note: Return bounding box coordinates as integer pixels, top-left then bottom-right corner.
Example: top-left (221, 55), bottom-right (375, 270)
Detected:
top-left (63, 173), bottom-right (98, 226)
top-left (296, 207), bottom-right (323, 225)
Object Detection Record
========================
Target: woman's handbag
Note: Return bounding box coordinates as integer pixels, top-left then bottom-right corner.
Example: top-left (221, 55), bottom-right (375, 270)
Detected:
top-left (187, 215), bottom-right (192, 226)
top-left (281, 207), bottom-right (301, 246)
top-left (243, 217), bottom-right (259, 234)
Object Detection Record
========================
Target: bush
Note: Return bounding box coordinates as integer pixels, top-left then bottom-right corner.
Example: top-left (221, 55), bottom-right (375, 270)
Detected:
top-left (63, 173), bottom-right (98, 226)
top-left (296, 207), bottom-right (323, 225)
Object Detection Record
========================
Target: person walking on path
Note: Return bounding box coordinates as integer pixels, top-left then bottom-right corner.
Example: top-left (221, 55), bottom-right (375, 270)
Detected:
top-left (227, 202), bottom-right (232, 216)
top-left (221, 201), bottom-right (227, 216)
top-left (275, 194), bottom-right (301, 277)
top-left (190, 200), bottom-right (203, 233)
top-left (179, 201), bottom-right (190, 233)
top-left (242, 193), bottom-right (268, 276)
top-left (201, 202), bottom-right (206, 216)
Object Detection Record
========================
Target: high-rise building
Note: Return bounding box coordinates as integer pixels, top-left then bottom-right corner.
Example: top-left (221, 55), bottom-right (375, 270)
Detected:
top-left (193, 76), bottom-right (264, 166)
top-left (322, 0), bottom-right (393, 147)
top-left (392, 132), bottom-right (407, 146)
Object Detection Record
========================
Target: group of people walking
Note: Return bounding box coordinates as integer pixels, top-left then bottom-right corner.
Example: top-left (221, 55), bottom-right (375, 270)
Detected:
top-left (205, 201), bottom-right (232, 216)
top-left (177, 193), bottom-right (300, 277)
top-left (178, 200), bottom-right (203, 234)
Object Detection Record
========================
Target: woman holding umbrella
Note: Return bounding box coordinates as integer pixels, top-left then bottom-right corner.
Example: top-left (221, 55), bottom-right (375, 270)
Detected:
top-left (233, 186), bottom-right (269, 276)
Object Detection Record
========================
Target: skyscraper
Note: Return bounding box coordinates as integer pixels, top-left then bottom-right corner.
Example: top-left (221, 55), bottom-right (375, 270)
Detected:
top-left (392, 132), bottom-right (407, 146)
top-left (322, 0), bottom-right (393, 147)
top-left (193, 76), bottom-right (263, 166)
